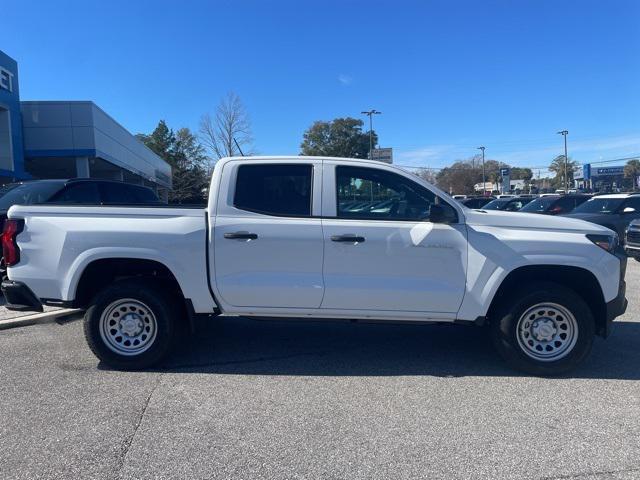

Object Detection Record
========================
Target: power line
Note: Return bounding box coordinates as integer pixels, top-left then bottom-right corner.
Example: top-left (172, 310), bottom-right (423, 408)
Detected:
top-left (392, 132), bottom-right (640, 151)
top-left (588, 155), bottom-right (640, 165)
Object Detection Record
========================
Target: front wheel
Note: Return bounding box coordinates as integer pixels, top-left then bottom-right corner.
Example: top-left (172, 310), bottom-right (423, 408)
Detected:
top-left (83, 279), bottom-right (177, 370)
top-left (490, 282), bottom-right (595, 376)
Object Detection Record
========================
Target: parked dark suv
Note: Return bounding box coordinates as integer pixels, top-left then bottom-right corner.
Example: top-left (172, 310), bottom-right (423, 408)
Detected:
top-left (563, 193), bottom-right (640, 240)
top-left (0, 179), bottom-right (161, 227)
top-left (460, 196), bottom-right (495, 208)
top-left (481, 196), bottom-right (535, 211)
top-left (519, 194), bottom-right (591, 215)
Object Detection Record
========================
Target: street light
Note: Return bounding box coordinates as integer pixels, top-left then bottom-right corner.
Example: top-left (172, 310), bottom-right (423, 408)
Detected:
top-left (477, 146), bottom-right (486, 195)
top-left (557, 130), bottom-right (569, 192)
top-left (361, 109), bottom-right (381, 158)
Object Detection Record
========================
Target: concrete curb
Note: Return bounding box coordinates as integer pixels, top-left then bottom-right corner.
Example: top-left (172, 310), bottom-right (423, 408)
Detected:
top-left (0, 309), bottom-right (83, 330)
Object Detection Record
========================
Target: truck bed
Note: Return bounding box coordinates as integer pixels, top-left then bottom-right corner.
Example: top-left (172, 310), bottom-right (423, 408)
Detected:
top-left (6, 205), bottom-right (217, 313)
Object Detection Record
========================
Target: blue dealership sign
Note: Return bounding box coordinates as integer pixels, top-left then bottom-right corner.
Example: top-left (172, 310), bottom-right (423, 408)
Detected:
top-left (575, 163), bottom-right (591, 180)
top-left (594, 166), bottom-right (624, 177)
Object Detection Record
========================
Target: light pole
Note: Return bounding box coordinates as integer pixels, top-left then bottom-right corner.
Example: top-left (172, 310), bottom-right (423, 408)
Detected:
top-left (361, 110), bottom-right (381, 158)
top-left (557, 130), bottom-right (569, 192)
top-left (477, 146), bottom-right (486, 194)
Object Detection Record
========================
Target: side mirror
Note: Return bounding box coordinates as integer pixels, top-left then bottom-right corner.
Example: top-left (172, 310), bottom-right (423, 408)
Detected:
top-left (429, 203), bottom-right (457, 223)
top-left (623, 207), bottom-right (636, 214)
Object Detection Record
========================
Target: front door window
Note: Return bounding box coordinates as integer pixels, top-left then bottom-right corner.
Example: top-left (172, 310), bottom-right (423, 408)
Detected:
top-left (336, 166), bottom-right (438, 221)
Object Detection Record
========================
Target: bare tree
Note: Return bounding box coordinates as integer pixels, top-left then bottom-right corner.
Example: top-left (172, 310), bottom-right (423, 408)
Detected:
top-left (414, 167), bottom-right (437, 184)
top-left (199, 92), bottom-right (253, 163)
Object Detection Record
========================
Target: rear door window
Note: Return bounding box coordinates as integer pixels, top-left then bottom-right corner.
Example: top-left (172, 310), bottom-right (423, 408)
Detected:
top-left (131, 186), bottom-right (160, 203)
top-left (100, 183), bottom-right (139, 204)
top-left (234, 164), bottom-right (313, 217)
top-left (0, 182), bottom-right (65, 209)
top-left (49, 183), bottom-right (101, 204)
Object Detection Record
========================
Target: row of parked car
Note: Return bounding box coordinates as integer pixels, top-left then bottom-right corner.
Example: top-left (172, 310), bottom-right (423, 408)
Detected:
top-left (456, 192), bottom-right (640, 249)
top-left (0, 178), bottom-right (161, 226)
top-left (4, 178), bottom-right (640, 261)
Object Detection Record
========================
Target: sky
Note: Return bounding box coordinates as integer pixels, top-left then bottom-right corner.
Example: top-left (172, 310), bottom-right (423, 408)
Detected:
top-left (3, 0), bottom-right (640, 172)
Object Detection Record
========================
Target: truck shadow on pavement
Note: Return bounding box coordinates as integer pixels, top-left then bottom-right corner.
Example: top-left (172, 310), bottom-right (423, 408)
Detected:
top-left (145, 316), bottom-right (640, 379)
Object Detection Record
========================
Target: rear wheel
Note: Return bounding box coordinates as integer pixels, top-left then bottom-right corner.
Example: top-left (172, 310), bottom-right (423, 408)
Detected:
top-left (490, 282), bottom-right (595, 375)
top-left (83, 279), bottom-right (177, 370)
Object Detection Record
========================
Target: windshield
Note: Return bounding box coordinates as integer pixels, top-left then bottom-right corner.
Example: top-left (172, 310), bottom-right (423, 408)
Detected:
top-left (482, 199), bottom-right (509, 210)
top-left (520, 196), bottom-right (559, 213)
top-left (0, 182), bottom-right (64, 210)
top-left (572, 197), bottom-right (624, 214)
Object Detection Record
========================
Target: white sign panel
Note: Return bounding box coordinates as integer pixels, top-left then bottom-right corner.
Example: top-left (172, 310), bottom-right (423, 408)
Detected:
top-left (370, 148), bottom-right (393, 164)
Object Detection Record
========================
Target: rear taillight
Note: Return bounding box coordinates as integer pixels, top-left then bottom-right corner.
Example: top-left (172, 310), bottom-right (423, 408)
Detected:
top-left (2, 219), bottom-right (24, 267)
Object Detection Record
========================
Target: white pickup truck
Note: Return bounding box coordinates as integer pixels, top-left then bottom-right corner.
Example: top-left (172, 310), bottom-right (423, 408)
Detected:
top-left (1, 156), bottom-right (627, 375)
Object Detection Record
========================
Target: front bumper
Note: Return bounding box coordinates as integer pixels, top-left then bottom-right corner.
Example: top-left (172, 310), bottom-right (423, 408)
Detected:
top-left (1, 280), bottom-right (43, 312)
top-left (624, 243), bottom-right (640, 259)
top-left (602, 250), bottom-right (628, 336)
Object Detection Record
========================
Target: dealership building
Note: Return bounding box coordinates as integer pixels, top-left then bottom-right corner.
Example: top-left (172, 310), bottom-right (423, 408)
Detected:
top-left (0, 50), bottom-right (171, 200)
top-left (574, 164), bottom-right (634, 191)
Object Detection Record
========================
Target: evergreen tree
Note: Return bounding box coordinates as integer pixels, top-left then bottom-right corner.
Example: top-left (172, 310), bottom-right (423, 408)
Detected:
top-left (138, 121), bottom-right (209, 204)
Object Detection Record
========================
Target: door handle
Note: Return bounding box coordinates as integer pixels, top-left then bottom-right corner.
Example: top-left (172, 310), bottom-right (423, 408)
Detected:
top-left (331, 234), bottom-right (365, 243)
top-left (224, 232), bottom-right (258, 240)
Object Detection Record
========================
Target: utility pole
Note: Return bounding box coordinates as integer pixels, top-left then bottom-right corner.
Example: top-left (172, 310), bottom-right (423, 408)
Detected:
top-left (361, 110), bottom-right (381, 158)
top-left (477, 146), bottom-right (486, 195)
top-left (557, 130), bottom-right (569, 192)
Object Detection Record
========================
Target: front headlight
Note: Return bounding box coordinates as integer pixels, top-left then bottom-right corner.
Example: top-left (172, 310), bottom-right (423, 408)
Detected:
top-left (586, 233), bottom-right (618, 253)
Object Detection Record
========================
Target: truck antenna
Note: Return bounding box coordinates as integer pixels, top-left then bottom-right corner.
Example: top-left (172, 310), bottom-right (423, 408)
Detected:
top-left (233, 138), bottom-right (245, 156)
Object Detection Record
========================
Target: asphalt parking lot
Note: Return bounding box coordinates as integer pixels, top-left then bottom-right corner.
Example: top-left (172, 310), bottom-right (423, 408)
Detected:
top-left (1, 265), bottom-right (639, 480)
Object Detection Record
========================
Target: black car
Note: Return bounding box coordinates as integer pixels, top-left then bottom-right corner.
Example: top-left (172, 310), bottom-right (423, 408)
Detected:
top-left (460, 196), bottom-right (495, 208)
top-left (481, 196), bottom-right (535, 211)
top-left (519, 194), bottom-right (591, 215)
top-left (563, 193), bottom-right (640, 239)
top-left (0, 178), bottom-right (161, 226)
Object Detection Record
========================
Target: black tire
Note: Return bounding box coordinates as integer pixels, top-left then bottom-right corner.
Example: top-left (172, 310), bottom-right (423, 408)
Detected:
top-left (83, 278), bottom-right (178, 370)
top-left (490, 282), bottom-right (595, 376)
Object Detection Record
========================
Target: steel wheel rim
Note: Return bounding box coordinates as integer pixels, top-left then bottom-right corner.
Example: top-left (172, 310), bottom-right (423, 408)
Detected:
top-left (99, 299), bottom-right (157, 356)
top-left (516, 302), bottom-right (578, 362)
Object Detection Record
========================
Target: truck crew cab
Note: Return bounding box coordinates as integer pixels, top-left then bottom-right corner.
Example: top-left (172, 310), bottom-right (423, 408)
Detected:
top-left (1, 156), bottom-right (628, 375)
